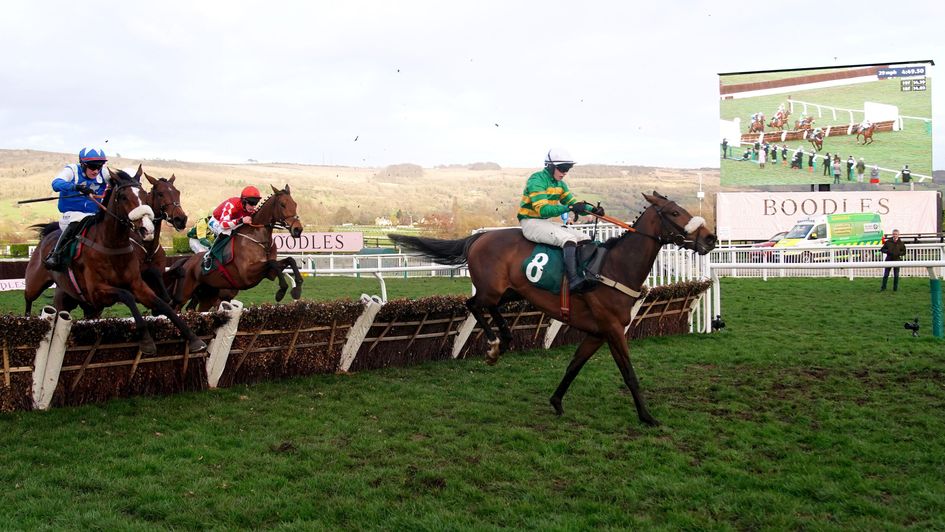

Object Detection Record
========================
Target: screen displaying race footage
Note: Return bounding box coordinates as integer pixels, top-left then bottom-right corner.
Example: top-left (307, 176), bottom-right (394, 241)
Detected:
top-left (719, 61), bottom-right (932, 187)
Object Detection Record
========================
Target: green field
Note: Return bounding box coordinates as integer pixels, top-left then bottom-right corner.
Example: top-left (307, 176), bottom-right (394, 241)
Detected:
top-left (720, 77), bottom-right (933, 186)
top-left (1, 277), bottom-right (944, 528)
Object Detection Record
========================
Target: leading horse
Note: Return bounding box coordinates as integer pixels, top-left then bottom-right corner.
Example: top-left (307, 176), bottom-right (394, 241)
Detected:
top-left (389, 192), bottom-right (717, 426)
top-left (167, 184), bottom-right (304, 311)
top-left (23, 168), bottom-right (207, 354)
top-left (808, 130), bottom-right (825, 152)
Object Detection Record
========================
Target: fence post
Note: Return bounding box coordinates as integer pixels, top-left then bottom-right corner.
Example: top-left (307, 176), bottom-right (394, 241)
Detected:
top-left (35, 311), bottom-right (73, 410)
top-left (338, 294), bottom-right (385, 372)
top-left (929, 269), bottom-right (943, 339)
top-left (31, 306), bottom-right (59, 408)
top-left (452, 315), bottom-right (478, 358)
top-left (205, 299), bottom-right (244, 388)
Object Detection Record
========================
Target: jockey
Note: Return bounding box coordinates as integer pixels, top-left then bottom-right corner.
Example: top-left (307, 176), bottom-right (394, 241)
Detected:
top-left (860, 118), bottom-right (872, 131)
top-left (751, 112), bottom-right (761, 123)
top-left (187, 213), bottom-right (215, 253)
top-left (812, 127), bottom-right (823, 138)
top-left (43, 147), bottom-right (110, 271)
top-left (518, 148), bottom-right (603, 291)
top-left (204, 185), bottom-right (262, 268)
top-left (775, 103), bottom-right (786, 120)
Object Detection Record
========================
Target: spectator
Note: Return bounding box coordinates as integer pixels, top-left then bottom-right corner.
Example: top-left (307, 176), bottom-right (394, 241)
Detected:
top-left (822, 152), bottom-right (831, 176)
top-left (781, 145), bottom-right (788, 165)
top-left (759, 144), bottom-right (766, 168)
top-left (832, 155), bottom-right (841, 185)
top-left (792, 146), bottom-right (803, 169)
top-left (900, 164), bottom-right (912, 183)
top-left (870, 164), bottom-right (880, 185)
top-left (846, 155), bottom-right (855, 181)
top-left (721, 138), bottom-right (728, 158)
top-left (856, 157), bottom-right (866, 183)
top-left (880, 229), bottom-right (907, 291)
top-left (771, 144), bottom-right (778, 164)
top-left (808, 151), bottom-right (814, 173)
top-left (741, 148), bottom-right (752, 161)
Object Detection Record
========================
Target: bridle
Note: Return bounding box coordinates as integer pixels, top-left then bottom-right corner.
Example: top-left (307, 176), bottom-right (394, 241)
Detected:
top-left (238, 191), bottom-right (302, 250)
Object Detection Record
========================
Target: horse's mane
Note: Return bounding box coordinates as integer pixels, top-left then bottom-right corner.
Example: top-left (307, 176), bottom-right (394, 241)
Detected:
top-left (601, 206), bottom-right (649, 250)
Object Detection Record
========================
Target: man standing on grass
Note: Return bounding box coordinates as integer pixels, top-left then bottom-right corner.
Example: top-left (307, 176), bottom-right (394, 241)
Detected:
top-left (880, 230), bottom-right (907, 292)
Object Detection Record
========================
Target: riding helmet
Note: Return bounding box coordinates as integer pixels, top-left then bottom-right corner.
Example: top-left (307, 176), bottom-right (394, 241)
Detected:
top-left (545, 148), bottom-right (575, 166)
top-left (79, 147), bottom-right (107, 163)
top-left (241, 185), bottom-right (262, 200)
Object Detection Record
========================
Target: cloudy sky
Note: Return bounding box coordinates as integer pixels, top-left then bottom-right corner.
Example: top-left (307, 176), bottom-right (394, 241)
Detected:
top-left (1, 0), bottom-right (941, 169)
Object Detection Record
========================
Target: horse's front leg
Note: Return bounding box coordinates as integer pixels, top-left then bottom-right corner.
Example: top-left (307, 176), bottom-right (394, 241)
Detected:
top-left (142, 266), bottom-right (174, 307)
top-left (281, 257), bottom-right (303, 299)
top-left (131, 280), bottom-right (207, 353)
top-left (106, 286), bottom-right (158, 355)
top-left (550, 333), bottom-right (604, 416)
top-left (603, 324), bottom-right (658, 426)
top-left (265, 260), bottom-right (289, 302)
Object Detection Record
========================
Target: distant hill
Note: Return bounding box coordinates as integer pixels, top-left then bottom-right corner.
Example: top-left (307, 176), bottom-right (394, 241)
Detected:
top-left (0, 149), bottom-right (718, 242)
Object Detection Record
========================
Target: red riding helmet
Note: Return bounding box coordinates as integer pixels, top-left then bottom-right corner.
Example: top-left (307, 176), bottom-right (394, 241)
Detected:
top-left (240, 186), bottom-right (261, 201)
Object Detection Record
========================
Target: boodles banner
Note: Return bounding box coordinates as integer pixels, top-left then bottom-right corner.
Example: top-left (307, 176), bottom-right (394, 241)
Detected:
top-left (273, 232), bottom-right (364, 253)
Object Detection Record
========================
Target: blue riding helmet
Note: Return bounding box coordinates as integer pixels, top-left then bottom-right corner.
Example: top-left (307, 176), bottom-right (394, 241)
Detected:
top-left (79, 147), bottom-right (107, 163)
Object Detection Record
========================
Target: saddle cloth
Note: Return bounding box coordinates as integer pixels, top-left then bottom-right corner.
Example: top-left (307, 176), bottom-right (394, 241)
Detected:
top-left (521, 243), bottom-right (602, 294)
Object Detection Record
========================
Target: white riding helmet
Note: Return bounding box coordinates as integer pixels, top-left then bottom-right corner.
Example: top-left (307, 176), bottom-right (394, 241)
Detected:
top-left (545, 148), bottom-right (575, 166)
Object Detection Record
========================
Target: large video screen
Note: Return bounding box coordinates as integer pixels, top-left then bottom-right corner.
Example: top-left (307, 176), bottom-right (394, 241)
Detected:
top-left (719, 61), bottom-right (933, 187)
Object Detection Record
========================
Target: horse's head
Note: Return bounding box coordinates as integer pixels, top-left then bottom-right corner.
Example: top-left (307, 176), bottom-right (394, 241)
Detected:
top-left (642, 192), bottom-right (717, 255)
top-left (143, 168), bottom-right (188, 230)
top-left (108, 167), bottom-right (156, 242)
top-left (253, 184), bottom-right (303, 237)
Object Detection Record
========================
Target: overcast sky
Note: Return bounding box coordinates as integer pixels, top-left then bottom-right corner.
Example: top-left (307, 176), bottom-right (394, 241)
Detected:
top-left (1, 0), bottom-right (941, 169)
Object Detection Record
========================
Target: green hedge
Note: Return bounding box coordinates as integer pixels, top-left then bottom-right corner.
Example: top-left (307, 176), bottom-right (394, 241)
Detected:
top-left (9, 244), bottom-right (29, 258)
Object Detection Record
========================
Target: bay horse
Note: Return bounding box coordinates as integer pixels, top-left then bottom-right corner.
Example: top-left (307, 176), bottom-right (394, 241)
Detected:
top-left (167, 184), bottom-right (304, 312)
top-left (24, 165), bottom-right (190, 319)
top-left (23, 168), bottom-right (207, 355)
top-left (767, 115), bottom-right (789, 132)
top-left (389, 192), bottom-right (717, 426)
top-left (795, 117), bottom-right (814, 131)
top-left (133, 168), bottom-right (188, 305)
top-left (748, 118), bottom-right (765, 133)
top-left (855, 123), bottom-right (876, 145)
top-left (809, 130), bottom-right (825, 152)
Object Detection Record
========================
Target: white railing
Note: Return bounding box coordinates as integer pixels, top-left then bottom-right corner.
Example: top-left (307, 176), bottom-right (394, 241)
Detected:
top-left (708, 243), bottom-right (945, 280)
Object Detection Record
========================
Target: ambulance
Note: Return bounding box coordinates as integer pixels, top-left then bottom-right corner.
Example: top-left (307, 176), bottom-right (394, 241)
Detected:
top-left (773, 212), bottom-right (884, 261)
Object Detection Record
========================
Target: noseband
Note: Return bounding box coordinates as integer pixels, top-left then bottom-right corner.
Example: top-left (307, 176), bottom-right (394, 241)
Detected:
top-left (633, 202), bottom-right (704, 247)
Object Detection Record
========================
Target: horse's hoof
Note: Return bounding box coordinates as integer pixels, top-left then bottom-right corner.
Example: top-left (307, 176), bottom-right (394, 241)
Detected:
top-left (641, 415), bottom-right (661, 427)
top-left (550, 397), bottom-right (563, 416)
top-left (291, 286), bottom-right (302, 299)
top-left (275, 288), bottom-right (287, 302)
top-left (140, 339), bottom-right (157, 355)
top-left (189, 339), bottom-right (208, 353)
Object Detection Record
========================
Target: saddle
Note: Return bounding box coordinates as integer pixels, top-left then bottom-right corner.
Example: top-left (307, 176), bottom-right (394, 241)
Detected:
top-left (63, 217), bottom-right (99, 268)
top-left (203, 234), bottom-right (236, 273)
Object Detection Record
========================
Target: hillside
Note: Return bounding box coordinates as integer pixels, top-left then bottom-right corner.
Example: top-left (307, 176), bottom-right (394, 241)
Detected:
top-left (0, 149), bottom-right (719, 242)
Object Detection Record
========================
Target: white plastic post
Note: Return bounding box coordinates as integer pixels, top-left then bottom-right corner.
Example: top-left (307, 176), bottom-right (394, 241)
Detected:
top-left (451, 314), bottom-right (478, 358)
top-left (338, 294), bottom-right (385, 372)
top-left (205, 299), bottom-right (244, 388)
top-left (31, 306), bottom-right (58, 408)
top-left (543, 319), bottom-right (564, 349)
top-left (36, 311), bottom-right (72, 410)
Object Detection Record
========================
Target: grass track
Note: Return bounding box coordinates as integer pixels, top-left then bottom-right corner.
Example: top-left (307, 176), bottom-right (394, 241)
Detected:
top-left (1, 277), bottom-right (944, 528)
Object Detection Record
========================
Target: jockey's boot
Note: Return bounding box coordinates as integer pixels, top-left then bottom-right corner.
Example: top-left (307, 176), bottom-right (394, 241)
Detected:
top-left (562, 242), bottom-right (587, 292)
top-left (43, 222), bottom-right (80, 271)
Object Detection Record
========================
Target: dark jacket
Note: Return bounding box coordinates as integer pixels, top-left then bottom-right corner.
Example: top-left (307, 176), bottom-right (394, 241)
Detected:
top-left (880, 238), bottom-right (907, 261)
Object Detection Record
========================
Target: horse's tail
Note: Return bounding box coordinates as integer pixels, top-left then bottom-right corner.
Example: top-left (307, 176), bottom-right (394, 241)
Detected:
top-left (30, 222), bottom-right (59, 238)
top-left (388, 233), bottom-right (486, 266)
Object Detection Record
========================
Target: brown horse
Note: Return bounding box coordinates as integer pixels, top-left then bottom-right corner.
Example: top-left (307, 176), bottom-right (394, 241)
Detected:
top-left (133, 168), bottom-right (188, 304)
top-left (167, 184), bottom-right (304, 311)
top-left (794, 117), bottom-right (814, 131)
top-left (808, 130), bottom-right (825, 151)
top-left (23, 168), bottom-right (206, 354)
top-left (24, 166), bottom-right (189, 318)
top-left (767, 115), bottom-right (789, 132)
top-left (748, 117), bottom-right (765, 133)
top-left (389, 192), bottom-right (717, 426)
top-left (855, 123), bottom-right (876, 145)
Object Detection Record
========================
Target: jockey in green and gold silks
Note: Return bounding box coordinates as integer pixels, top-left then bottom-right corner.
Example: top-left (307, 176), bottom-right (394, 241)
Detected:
top-left (517, 148), bottom-right (604, 291)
